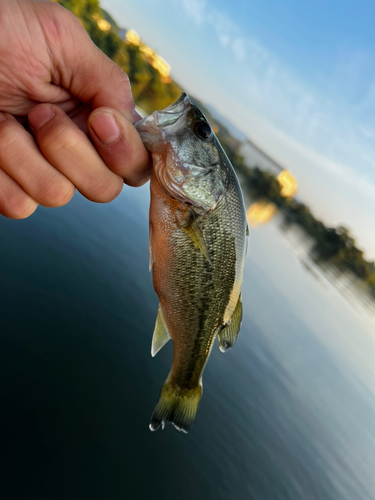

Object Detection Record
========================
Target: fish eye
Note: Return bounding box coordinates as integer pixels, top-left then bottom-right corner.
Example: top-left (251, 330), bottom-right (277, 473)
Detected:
top-left (193, 121), bottom-right (212, 141)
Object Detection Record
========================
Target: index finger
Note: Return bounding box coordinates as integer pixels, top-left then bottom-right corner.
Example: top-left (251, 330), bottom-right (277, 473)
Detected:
top-left (88, 107), bottom-right (151, 187)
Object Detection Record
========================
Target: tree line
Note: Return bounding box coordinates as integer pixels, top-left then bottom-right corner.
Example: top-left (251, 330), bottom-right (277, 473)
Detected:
top-left (234, 158), bottom-right (375, 299)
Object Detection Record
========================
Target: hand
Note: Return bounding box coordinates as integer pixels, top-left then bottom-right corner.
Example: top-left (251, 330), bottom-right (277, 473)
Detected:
top-left (0, 0), bottom-right (150, 219)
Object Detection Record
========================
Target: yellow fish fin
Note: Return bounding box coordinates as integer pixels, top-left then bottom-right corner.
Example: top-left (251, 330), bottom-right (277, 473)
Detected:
top-left (149, 381), bottom-right (202, 433)
top-left (218, 294), bottom-right (243, 352)
top-left (179, 219), bottom-right (212, 266)
top-left (151, 305), bottom-right (171, 357)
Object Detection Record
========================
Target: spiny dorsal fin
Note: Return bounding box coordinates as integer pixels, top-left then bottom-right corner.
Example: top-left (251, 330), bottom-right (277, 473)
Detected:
top-left (151, 305), bottom-right (171, 357)
top-left (218, 294), bottom-right (243, 352)
top-left (179, 219), bottom-right (212, 265)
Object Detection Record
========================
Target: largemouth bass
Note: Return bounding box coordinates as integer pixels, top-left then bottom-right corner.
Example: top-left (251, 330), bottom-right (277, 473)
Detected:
top-left (135, 93), bottom-right (248, 433)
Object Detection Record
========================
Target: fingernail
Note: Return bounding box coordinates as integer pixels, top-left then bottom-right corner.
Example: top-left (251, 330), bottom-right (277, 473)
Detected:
top-left (28, 105), bottom-right (55, 130)
top-left (90, 112), bottom-right (121, 144)
top-left (0, 112), bottom-right (6, 123)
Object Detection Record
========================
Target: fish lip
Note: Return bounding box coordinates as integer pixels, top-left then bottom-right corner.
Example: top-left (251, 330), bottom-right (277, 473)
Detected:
top-left (134, 114), bottom-right (157, 134)
top-left (162, 92), bottom-right (190, 114)
top-left (134, 93), bottom-right (190, 130)
top-left (134, 114), bottom-right (165, 152)
top-left (154, 93), bottom-right (191, 130)
top-left (134, 93), bottom-right (191, 137)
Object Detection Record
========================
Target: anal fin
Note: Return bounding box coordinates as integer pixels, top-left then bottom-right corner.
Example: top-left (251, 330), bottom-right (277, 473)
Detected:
top-left (151, 305), bottom-right (171, 357)
top-left (218, 294), bottom-right (243, 352)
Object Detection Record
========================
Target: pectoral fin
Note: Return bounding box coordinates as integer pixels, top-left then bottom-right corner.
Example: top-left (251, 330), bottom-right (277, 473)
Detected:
top-left (151, 305), bottom-right (171, 357)
top-left (218, 294), bottom-right (243, 352)
top-left (179, 219), bottom-right (212, 265)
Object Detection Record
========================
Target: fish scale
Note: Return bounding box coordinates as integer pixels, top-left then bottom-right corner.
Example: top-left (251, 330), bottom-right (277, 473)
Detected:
top-left (135, 93), bottom-right (247, 432)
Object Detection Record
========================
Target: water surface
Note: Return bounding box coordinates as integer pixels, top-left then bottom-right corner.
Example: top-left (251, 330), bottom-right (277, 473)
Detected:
top-left (0, 184), bottom-right (374, 499)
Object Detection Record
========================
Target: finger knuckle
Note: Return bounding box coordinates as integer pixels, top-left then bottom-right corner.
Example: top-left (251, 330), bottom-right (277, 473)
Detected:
top-left (0, 191), bottom-right (37, 220)
top-left (41, 124), bottom-right (81, 157)
top-left (40, 179), bottom-right (75, 208)
top-left (86, 175), bottom-right (123, 203)
top-left (103, 177), bottom-right (123, 202)
top-left (112, 65), bottom-right (131, 89)
top-left (0, 123), bottom-right (21, 157)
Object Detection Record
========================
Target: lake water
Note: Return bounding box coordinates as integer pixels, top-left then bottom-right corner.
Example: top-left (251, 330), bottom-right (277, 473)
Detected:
top-left (0, 184), bottom-right (374, 500)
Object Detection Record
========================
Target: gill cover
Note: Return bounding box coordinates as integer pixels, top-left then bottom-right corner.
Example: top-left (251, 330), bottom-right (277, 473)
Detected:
top-left (135, 93), bottom-right (228, 212)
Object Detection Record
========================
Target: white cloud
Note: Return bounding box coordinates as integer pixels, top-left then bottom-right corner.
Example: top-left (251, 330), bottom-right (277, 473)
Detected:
top-left (359, 126), bottom-right (375, 139)
top-left (219, 34), bottom-right (230, 48)
top-left (232, 38), bottom-right (246, 61)
top-left (230, 49), bottom-right (375, 189)
top-left (180, 1), bottom-right (248, 62)
top-left (181, 0), bottom-right (206, 25)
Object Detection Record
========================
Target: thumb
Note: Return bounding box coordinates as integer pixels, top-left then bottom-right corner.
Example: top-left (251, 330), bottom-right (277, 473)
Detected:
top-left (47, 5), bottom-right (137, 121)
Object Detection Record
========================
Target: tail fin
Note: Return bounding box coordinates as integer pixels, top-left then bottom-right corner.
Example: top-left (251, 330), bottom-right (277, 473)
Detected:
top-left (149, 381), bottom-right (202, 433)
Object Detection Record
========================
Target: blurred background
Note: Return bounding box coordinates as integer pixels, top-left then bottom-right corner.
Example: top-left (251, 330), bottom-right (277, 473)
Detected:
top-left (1, 0), bottom-right (374, 498)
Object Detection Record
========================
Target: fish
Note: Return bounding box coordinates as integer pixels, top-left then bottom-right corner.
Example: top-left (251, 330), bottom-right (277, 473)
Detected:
top-left (135, 93), bottom-right (248, 433)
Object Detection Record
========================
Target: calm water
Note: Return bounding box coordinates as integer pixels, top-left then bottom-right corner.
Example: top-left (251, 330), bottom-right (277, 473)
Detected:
top-left (0, 184), bottom-right (374, 500)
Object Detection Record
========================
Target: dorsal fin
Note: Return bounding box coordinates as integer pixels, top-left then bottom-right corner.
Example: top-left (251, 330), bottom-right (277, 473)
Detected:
top-left (218, 294), bottom-right (243, 352)
top-left (179, 219), bottom-right (212, 265)
top-left (151, 305), bottom-right (171, 357)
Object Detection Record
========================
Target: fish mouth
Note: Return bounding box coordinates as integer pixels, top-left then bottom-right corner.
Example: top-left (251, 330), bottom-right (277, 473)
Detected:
top-left (161, 92), bottom-right (190, 115)
top-left (134, 93), bottom-right (190, 130)
top-left (134, 93), bottom-right (191, 152)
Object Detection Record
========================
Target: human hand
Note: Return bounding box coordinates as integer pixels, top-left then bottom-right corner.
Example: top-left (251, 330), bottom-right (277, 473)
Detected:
top-left (0, 0), bottom-right (149, 219)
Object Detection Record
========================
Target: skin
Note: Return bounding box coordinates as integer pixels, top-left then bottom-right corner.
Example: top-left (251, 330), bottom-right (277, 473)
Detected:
top-left (0, 0), bottom-right (150, 219)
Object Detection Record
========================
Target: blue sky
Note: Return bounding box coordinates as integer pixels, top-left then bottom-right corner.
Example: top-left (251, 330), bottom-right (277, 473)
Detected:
top-left (101, 0), bottom-right (375, 259)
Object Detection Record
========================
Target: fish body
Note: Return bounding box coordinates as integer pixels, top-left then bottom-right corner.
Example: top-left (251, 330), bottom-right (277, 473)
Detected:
top-left (135, 93), bottom-right (247, 432)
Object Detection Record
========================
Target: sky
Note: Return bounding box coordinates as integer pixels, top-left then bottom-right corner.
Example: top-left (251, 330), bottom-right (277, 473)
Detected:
top-left (100, 0), bottom-right (375, 259)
